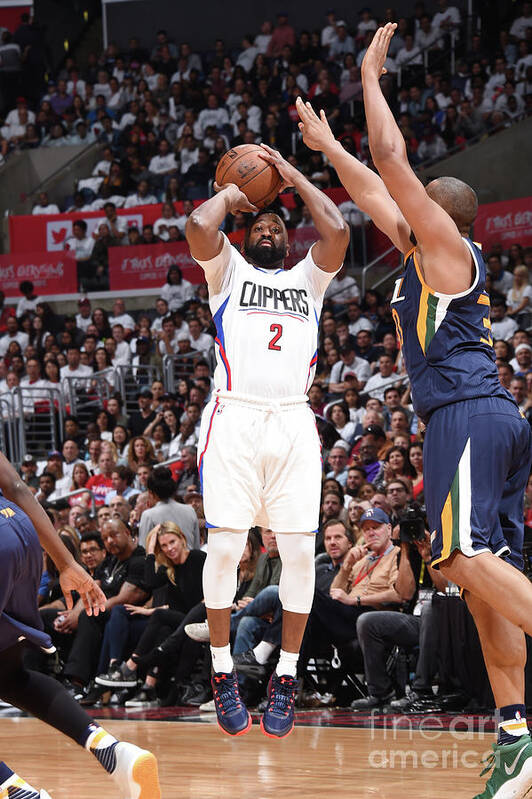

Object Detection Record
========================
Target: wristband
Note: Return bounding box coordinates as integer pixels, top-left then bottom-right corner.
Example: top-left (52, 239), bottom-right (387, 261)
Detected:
top-left (357, 595), bottom-right (361, 607)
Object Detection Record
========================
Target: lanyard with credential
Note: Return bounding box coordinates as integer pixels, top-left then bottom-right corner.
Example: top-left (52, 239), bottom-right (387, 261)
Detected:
top-left (353, 554), bottom-right (384, 586)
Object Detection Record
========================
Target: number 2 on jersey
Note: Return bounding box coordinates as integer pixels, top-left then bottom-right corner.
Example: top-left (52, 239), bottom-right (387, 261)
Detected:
top-left (268, 323), bottom-right (283, 351)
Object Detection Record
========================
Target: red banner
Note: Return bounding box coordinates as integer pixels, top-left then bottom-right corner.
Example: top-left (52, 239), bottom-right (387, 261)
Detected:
top-left (474, 197), bottom-right (532, 251)
top-left (8, 202), bottom-right (195, 254)
top-left (108, 242), bottom-right (203, 291)
top-left (0, 251), bottom-right (77, 297)
top-left (108, 227), bottom-right (320, 291)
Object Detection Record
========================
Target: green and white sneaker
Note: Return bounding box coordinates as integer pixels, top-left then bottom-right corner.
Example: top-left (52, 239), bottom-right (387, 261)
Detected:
top-left (474, 735), bottom-right (532, 798)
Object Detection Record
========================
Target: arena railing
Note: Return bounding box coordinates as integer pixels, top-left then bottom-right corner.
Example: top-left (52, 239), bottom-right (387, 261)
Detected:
top-left (13, 386), bottom-right (66, 465)
top-left (115, 363), bottom-right (163, 418)
top-left (47, 488), bottom-right (97, 517)
top-left (0, 394), bottom-right (20, 466)
top-left (358, 373), bottom-right (411, 401)
top-left (62, 368), bottom-right (116, 428)
top-left (162, 352), bottom-right (206, 394)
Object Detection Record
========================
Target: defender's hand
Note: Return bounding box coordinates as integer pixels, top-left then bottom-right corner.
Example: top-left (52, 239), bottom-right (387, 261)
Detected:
top-left (296, 97), bottom-right (336, 152)
top-left (59, 562), bottom-right (106, 616)
top-left (213, 182), bottom-right (258, 214)
top-left (361, 22), bottom-right (397, 80)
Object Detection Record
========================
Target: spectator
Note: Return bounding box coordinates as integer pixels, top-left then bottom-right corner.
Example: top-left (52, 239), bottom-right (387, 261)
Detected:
top-left (267, 13), bottom-right (296, 58)
top-left (32, 191), bottom-right (60, 215)
top-left (329, 343), bottom-right (371, 395)
top-left (138, 466), bottom-right (199, 549)
top-left (364, 355), bottom-right (397, 401)
top-left (160, 265), bottom-right (194, 310)
top-left (60, 518), bottom-right (148, 697)
top-left (507, 265), bottom-right (532, 319)
top-left (326, 442), bottom-right (350, 487)
top-left (491, 298), bottom-right (519, 341)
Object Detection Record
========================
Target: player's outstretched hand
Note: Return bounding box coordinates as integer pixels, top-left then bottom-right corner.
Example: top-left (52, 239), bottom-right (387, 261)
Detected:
top-left (361, 22), bottom-right (397, 80)
top-left (259, 143), bottom-right (299, 192)
top-left (59, 561), bottom-right (106, 617)
top-left (213, 181), bottom-right (258, 214)
top-left (296, 97), bottom-right (336, 152)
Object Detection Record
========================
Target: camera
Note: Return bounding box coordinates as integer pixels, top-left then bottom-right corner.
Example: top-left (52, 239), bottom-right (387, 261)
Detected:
top-left (397, 503), bottom-right (427, 544)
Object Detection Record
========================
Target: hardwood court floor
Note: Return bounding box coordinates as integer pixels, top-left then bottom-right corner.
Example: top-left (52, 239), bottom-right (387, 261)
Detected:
top-left (0, 716), bottom-right (495, 798)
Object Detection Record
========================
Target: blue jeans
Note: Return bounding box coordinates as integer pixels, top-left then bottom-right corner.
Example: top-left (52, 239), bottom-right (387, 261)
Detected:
top-left (97, 605), bottom-right (148, 674)
top-left (231, 586), bottom-right (281, 655)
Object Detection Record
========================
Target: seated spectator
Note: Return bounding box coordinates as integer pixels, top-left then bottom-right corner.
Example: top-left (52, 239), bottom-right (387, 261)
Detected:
top-left (514, 343), bottom-right (532, 377)
top-left (64, 219), bottom-right (94, 267)
top-left (158, 265), bottom-right (193, 311)
top-left (93, 521), bottom-right (206, 707)
top-left (124, 178), bottom-right (159, 208)
top-left (32, 191), bottom-right (59, 215)
top-left (86, 451), bottom-right (116, 505)
top-left (491, 298), bottom-right (518, 341)
top-left (507, 265), bottom-right (532, 319)
top-left (358, 428), bottom-right (386, 484)
top-left (187, 317), bottom-right (213, 354)
top-left (154, 202), bottom-right (181, 242)
top-left (138, 466), bottom-right (199, 549)
top-left (325, 402), bottom-right (357, 446)
top-left (329, 343), bottom-right (371, 396)
top-left (352, 527), bottom-right (448, 710)
top-left (109, 298), bottom-right (135, 338)
top-left (59, 518), bottom-right (148, 697)
top-left (325, 264), bottom-right (361, 306)
top-left (364, 355), bottom-right (397, 401)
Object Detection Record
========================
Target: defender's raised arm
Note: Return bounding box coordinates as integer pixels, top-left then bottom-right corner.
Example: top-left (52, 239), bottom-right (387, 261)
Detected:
top-left (296, 96), bottom-right (411, 254)
top-left (360, 23), bottom-right (472, 293)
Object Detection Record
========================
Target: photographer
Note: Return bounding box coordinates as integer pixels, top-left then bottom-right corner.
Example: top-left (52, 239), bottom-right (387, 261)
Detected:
top-left (350, 505), bottom-right (448, 711)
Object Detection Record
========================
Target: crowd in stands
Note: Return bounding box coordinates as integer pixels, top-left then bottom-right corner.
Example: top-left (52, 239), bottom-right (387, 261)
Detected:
top-left (0, 1), bottom-right (529, 215)
top-left (0, 3), bottom-right (531, 714)
top-left (0, 221), bottom-right (531, 711)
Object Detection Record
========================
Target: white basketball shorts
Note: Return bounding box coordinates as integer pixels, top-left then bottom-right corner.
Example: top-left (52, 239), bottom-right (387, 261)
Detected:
top-left (197, 390), bottom-right (322, 533)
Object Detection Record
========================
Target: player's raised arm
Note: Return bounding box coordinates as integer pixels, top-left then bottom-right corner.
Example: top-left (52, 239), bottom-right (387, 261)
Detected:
top-left (0, 451), bottom-right (106, 616)
top-left (296, 96), bottom-right (411, 255)
top-left (185, 183), bottom-right (258, 262)
top-left (361, 23), bottom-right (472, 293)
top-left (259, 143), bottom-right (349, 272)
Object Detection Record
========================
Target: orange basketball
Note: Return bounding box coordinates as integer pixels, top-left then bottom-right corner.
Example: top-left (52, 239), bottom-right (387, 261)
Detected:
top-left (215, 144), bottom-right (283, 209)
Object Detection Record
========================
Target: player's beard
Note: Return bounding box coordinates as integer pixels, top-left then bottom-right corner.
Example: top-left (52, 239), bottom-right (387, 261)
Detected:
top-left (244, 239), bottom-right (285, 269)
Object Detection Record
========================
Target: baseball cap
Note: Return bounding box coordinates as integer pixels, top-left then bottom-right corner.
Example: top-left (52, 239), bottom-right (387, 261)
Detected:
top-left (336, 19), bottom-right (347, 26)
top-left (47, 449), bottom-right (63, 459)
top-left (23, 454), bottom-right (36, 464)
top-left (360, 507), bottom-right (390, 526)
top-left (78, 297), bottom-right (91, 307)
top-left (161, 392), bottom-right (176, 401)
top-left (137, 388), bottom-right (153, 398)
top-left (137, 336), bottom-right (150, 344)
top-left (362, 424), bottom-right (385, 439)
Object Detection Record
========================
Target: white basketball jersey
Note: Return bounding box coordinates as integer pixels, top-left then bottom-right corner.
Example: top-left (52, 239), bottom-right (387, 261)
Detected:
top-left (195, 233), bottom-right (337, 399)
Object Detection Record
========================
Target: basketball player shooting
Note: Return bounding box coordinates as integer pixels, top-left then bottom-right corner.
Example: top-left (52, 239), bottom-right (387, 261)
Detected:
top-left (185, 146), bottom-right (349, 738)
top-left (0, 451), bottom-right (161, 799)
top-left (297, 23), bottom-right (532, 798)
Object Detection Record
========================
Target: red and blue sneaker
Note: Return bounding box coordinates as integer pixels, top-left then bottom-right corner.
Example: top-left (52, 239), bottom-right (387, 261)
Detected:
top-left (211, 670), bottom-right (252, 736)
top-left (260, 673), bottom-right (299, 739)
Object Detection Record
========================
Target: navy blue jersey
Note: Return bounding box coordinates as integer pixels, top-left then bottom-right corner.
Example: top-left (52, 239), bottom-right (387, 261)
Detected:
top-left (390, 238), bottom-right (511, 422)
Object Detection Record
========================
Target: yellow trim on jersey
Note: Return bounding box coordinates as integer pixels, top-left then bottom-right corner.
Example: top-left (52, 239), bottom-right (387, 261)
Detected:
top-left (477, 293), bottom-right (490, 306)
top-left (0, 507), bottom-right (15, 518)
top-left (416, 283), bottom-right (431, 355)
top-left (412, 250), bottom-right (431, 291)
top-left (403, 246), bottom-right (415, 262)
top-left (439, 491), bottom-right (454, 564)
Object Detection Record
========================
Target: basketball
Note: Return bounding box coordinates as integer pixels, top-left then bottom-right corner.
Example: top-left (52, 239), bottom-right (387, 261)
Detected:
top-left (215, 144), bottom-right (283, 209)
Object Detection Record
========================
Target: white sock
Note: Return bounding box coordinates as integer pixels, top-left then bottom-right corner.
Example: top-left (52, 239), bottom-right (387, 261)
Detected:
top-left (253, 640), bottom-right (276, 665)
top-left (211, 644), bottom-right (233, 674)
top-left (276, 649), bottom-right (299, 678)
